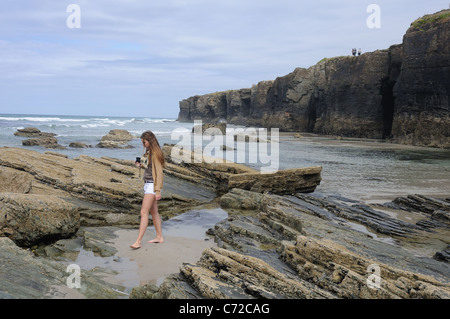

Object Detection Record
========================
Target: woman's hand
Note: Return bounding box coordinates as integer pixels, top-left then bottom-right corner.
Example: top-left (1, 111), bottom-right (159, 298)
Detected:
top-left (155, 194), bottom-right (161, 201)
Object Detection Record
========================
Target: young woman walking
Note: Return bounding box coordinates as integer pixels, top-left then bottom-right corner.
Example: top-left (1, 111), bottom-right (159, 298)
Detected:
top-left (130, 130), bottom-right (165, 249)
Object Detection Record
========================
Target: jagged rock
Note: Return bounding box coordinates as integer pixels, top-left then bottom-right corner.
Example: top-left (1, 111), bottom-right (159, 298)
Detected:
top-left (135, 190), bottom-right (450, 299)
top-left (281, 235), bottom-right (450, 298)
top-left (181, 247), bottom-right (336, 299)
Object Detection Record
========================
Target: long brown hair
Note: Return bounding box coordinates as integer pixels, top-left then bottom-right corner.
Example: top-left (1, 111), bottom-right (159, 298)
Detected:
top-left (141, 130), bottom-right (165, 167)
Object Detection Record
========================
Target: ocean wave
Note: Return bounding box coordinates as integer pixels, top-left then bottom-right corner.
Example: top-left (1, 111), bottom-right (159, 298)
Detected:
top-left (145, 118), bottom-right (177, 123)
top-left (81, 123), bottom-right (111, 128)
top-left (1, 115), bottom-right (176, 123)
top-left (0, 116), bottom-right (89, 122)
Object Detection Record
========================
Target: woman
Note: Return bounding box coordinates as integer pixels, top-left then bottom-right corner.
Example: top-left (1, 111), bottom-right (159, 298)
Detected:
top-left (130, 130), bottom-right (165, 249)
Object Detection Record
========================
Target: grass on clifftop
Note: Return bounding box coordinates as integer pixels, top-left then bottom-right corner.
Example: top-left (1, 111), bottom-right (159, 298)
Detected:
top-left (318, 56), bottom-right (349, 64)
top-left (410, 9), bottom-right (450, 31)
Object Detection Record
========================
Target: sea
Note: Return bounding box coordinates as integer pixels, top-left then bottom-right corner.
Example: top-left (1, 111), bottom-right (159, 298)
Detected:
top-left (1, 113), bottom-right (450, 204)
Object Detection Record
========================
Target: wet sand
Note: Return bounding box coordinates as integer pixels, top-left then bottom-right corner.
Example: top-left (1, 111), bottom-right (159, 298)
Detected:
top-left (111, 229), bottom-right (216, 287)
top-left (47, 207), bottom-right (228, 298)
top-left (47, 231), bottom-right (217, 299)
top-left (110, 208), bottom-right (228, 291)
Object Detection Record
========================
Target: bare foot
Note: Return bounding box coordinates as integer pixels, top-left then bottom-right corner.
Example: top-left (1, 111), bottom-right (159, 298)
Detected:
top-left (148, 237), bottom-right (164, 244)
top-left (130, 242), bottom-right (141, 249)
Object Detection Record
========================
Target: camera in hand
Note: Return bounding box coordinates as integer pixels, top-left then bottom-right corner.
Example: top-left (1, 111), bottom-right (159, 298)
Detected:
top-left (135, 157), bottom-right (141, 163)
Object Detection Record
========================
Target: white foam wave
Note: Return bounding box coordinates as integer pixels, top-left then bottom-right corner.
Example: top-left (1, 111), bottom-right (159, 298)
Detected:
top-left (81, 123), bottom-right (110, 128)
top-left (0, 116), bottom-right (89, 122)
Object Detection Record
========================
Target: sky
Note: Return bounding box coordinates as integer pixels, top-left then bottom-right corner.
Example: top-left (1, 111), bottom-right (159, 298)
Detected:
top-left (0, 0), bottom-right (448, 119)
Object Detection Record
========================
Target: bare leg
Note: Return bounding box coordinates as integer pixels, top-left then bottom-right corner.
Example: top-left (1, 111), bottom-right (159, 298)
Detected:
top-left (148, 199), bottom-right (164, 243)
top-left (130, 194), bottom-right (155, 249)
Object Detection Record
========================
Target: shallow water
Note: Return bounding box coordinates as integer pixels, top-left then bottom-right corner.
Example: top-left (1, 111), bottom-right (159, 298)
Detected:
top-left (80, 208), bottom-right (226, 295)
top-left (1, 113), bottom-right (449, 202)
top-left (46, 207), bottom-right (228, 298)
top-left (268, 135), bottom-right (450, 203)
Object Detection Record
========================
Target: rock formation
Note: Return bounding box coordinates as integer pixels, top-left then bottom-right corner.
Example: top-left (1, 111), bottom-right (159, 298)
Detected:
top-left (131, 190), bottom-right (450, 299)
top-left (178, 9), bottom-right (450, 148)
top-left (162, 144), bottom-right (322, 195)
top-left (14, 127), bottom-right (66, 149)
top-left (0, 144), bottom-right (320, 248)
top-left (0, 147), bottom-right (215, 246)
top-left (14, 127), bottom-right (56, 138)
top-left (96, 129), bottom-right (135, 148)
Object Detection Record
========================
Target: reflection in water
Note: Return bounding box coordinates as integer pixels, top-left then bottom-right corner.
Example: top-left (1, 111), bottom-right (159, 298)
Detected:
top-left (247, 135), bottom-right (450, 203)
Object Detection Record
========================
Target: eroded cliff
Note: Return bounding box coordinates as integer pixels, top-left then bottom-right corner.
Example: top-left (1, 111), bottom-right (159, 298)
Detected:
top-left (178, 9), bottom-right (450, 148)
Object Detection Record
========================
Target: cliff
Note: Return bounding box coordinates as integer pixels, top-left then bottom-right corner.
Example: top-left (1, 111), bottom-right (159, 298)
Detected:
top-left (178, 9), bottom-right (450, 148)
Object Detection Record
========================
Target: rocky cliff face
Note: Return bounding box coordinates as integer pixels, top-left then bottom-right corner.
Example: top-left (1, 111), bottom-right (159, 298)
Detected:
top-left (392, 10), bottom-right (450, 147)
top-left (178, 9), bottom-right (450, 148)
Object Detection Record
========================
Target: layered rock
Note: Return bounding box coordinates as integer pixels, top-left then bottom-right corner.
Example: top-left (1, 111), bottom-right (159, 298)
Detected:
top-left (0, 147), bottom-right (216, 246)
top-left (178, 9), bottom-right (450, 148)
top-left (162, 144), bottom-right (322, 195)
top-left (132, 190), bottom-right (450, 299)
top-left (0, 144), bottom-right (321, 247)
top-left (1, 145), bottom-right (448, 299)
top-left (0, 233), bottom-right (129, 299)
top-left (392, 10), bottom-right (450, 147)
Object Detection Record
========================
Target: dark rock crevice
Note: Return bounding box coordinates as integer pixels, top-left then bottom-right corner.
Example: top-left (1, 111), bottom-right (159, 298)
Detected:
top-left (380, 76), bottom-right (395, 139)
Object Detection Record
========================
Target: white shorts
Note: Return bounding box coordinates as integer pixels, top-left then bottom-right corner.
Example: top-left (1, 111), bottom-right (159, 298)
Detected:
top-left (143, 182), bottom-right (156, 195)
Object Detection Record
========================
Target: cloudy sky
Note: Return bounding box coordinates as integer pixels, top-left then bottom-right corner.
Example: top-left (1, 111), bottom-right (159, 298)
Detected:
top-left (0, 0), bottom-right (447, 118)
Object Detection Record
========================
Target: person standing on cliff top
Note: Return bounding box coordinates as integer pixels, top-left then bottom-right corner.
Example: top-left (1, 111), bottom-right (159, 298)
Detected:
top-left (358, 48), bottom-right (362, 56)
top-left (130, 130), bottom-right (165, 249)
